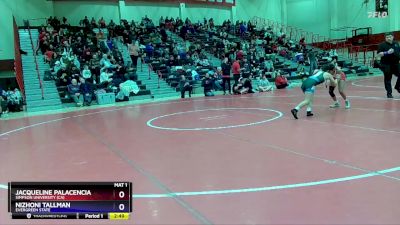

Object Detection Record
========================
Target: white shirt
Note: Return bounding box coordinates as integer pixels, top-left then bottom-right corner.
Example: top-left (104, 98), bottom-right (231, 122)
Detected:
top-left (82, 69), bottom-right (92, 79)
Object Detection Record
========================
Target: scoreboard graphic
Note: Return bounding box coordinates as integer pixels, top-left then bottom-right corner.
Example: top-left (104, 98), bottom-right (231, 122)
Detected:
top-left (8, 182), bottom-right (132, 220)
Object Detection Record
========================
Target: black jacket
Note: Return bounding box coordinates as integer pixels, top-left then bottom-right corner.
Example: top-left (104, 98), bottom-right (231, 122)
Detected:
top-left (378, 41), bottom-right (400, 65)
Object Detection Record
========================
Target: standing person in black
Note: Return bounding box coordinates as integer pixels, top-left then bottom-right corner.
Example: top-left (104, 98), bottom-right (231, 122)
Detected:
top-left (179, 75), bottom-right (192, 98)
top-left (377, 33), bottom-right (400, 98)
top-left (221, 56), bottom-right (232, 95)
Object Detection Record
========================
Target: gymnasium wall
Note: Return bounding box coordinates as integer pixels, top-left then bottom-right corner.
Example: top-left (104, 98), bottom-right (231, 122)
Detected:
top-left (186, 4), bottom-right (231, 25)
top-left (6, 0), bottom-right (54, 26)
top-left (286, 0), bottom-right (398, 40)
top-left (337, 0), bottom-right (390, 37)
top-left (123, 2), bottom-right (180, 24)
top-left (53, 1), bottom-right (120, 26)
top-left (286, 0), bottom-right (330, 38)
top-left (236, 0), bottom-right (283, 23)
top-left (0, 2), bottom-right (14, 60)
top-left (0, 0), bottom-right (54, 60)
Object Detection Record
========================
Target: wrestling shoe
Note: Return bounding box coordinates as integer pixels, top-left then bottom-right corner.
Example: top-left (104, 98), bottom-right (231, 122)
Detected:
top-left (291, 109), bottom-right (298, 119)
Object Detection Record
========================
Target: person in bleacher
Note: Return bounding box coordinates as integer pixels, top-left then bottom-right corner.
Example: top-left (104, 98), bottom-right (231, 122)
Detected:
top-left (275, 72), bottom-right (289, 89)
top-left (79, 77), bottom-right (93, 106)
top-left (329, 49), bottom-right (338, 61)
top-left (202, 73), bottom-right (215, 96)
top-left (0, 86), bottom-right (7, 117)
top-left (258, 74), bottom-right (274, 92)
top-left (81, 64), bottom-right (92, 81)
top-left (128, 41), bottom-right (140, 69)
top-left (213, 67), bottom-right (223, 91)
top-left (68, 79), bottom-right (83, 107)
top-left (100, 68), bottom-right (114, 86)
top-left (179, 75), bottom-right (192, 98)
top-left (263, 57), bottom-right (274, 73)
top-left (308, 50), bottom-right (318, 76)
top-left (221, 56), bottom-right (232, 95)
top-left (232, 57), bottom-right (241, 84)
top-left (233, 77), bottom-right (252, 95)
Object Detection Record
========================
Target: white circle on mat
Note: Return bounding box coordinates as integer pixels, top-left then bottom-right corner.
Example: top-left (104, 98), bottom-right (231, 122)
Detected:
top-left (146, 108), bottom-right (283, 131)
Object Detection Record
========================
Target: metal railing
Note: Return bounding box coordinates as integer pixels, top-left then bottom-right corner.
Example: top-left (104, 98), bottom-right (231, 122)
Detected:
top-left (251, 16), bottom-right (380, 66)
top-left (26, 20), bottom-right (44, 100)
top-left (13, 17), bottom-right (25, 98)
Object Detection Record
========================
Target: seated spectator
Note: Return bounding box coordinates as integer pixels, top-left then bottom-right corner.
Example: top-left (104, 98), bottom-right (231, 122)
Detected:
top-left (179, 75), bottom-right (192, 98)
top-left (70, 55), bottom-right (80, 69)
top-left (106, 37), bottom-right (114, 51)
top-left (67, 79), bottom-right (83, 106)
top-left (82, 48), bottom-right (92, 65)
top-left (258, 74), bottom-right (274, 92)
top-left (0, 87), bottom-right (6, 117)
top-left (201, 73), bottom-right (214, 96)
top-left (79, 77), bottom-right (93, 106)
top-left (275, 72), bottom-right (289, 89)
top-left (242, 76), bottom-right (254, 93)
top-left (145, 43), bottom-right (154, 59)
top-left (166, 55), bottom-right (177, 68)
top-left (100, 54), bottom-right (115, 69)
top-left (99, 17), bottom-right (106, 28)
top-left (91, 17), bottom-right (97, 28)
top-left (212, 68), bottom-right (223, 90)
top-left (70, 66), bottom-right (81, 80)
top-left (329, 49), bottom-right (338, 61)
top-left (60, 52), bottom-right (71, 68)
top-left (299, 37), bottom-right (306, 49)
top-left (100, 68), bottom-right (113, 85)
top-left (82, 64), bottom-right (92, 80)
top-left (242, 57), bottom-right (251, 74)
top-left (233, 78), bottom-right (249, 94)
top-left (264, 57), bottom-right (274, 72)
top-left (199, 58), bottom-right (210, 67)
top-left (44, 47), bottom-right (54, 63)
top-left (58, 71), bottom-right (70, 86)
top-left (52, 61), bottom-right (63, 75)
top-left (116, 75), bottom-right (140, 101)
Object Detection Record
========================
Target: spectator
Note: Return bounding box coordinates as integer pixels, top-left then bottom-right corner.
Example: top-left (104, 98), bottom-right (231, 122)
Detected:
top-left (264, 57), bottom-right (274, 72)
top-left (128, 41), bottom-right (140, 69)
top-left (308, 50), bottom-right (318, 76)
top-left (0, 86), bottom-right (7, 117)
top-left (295, 51), bottom-right (305, 70)
top-left (329, 49), bottom-right (338, 61)
top-left (258, 74), bottom-right (274, 92)
top-left (202, 73), bottom-right (214, 96)
top-left (79, 77), bottom-right (93, 106)
top-left (100, 68), bottom-right (113, 85)
top-left (275, 72), bottom-right (289, 89)
top-left (179, 75), bottom-right (192, 98)
top-left (52, 61), bottom-right (63, 75)
top-left (232, 58), bottom-right (241, 84)
top-left (82, 64), bottom-right (92, 81)
top-left (212, 68), bottom-right (223, 90)
top-left (100, 54), bottom-right (115, 69)
top-left (233, 78), bottom-right (248, 94)
top-left (299, 37), bottom-right (306, 49)
top-left (67, 79), bottom-right (83, 106)
top-left (70, 55), bottom-right (80, 69)
top-left (242, 77), bottom-right (254, 93)
top-left (221, 56), bottom-right (232, 95)
top-left (116, 75), bottom-right (140, 101)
